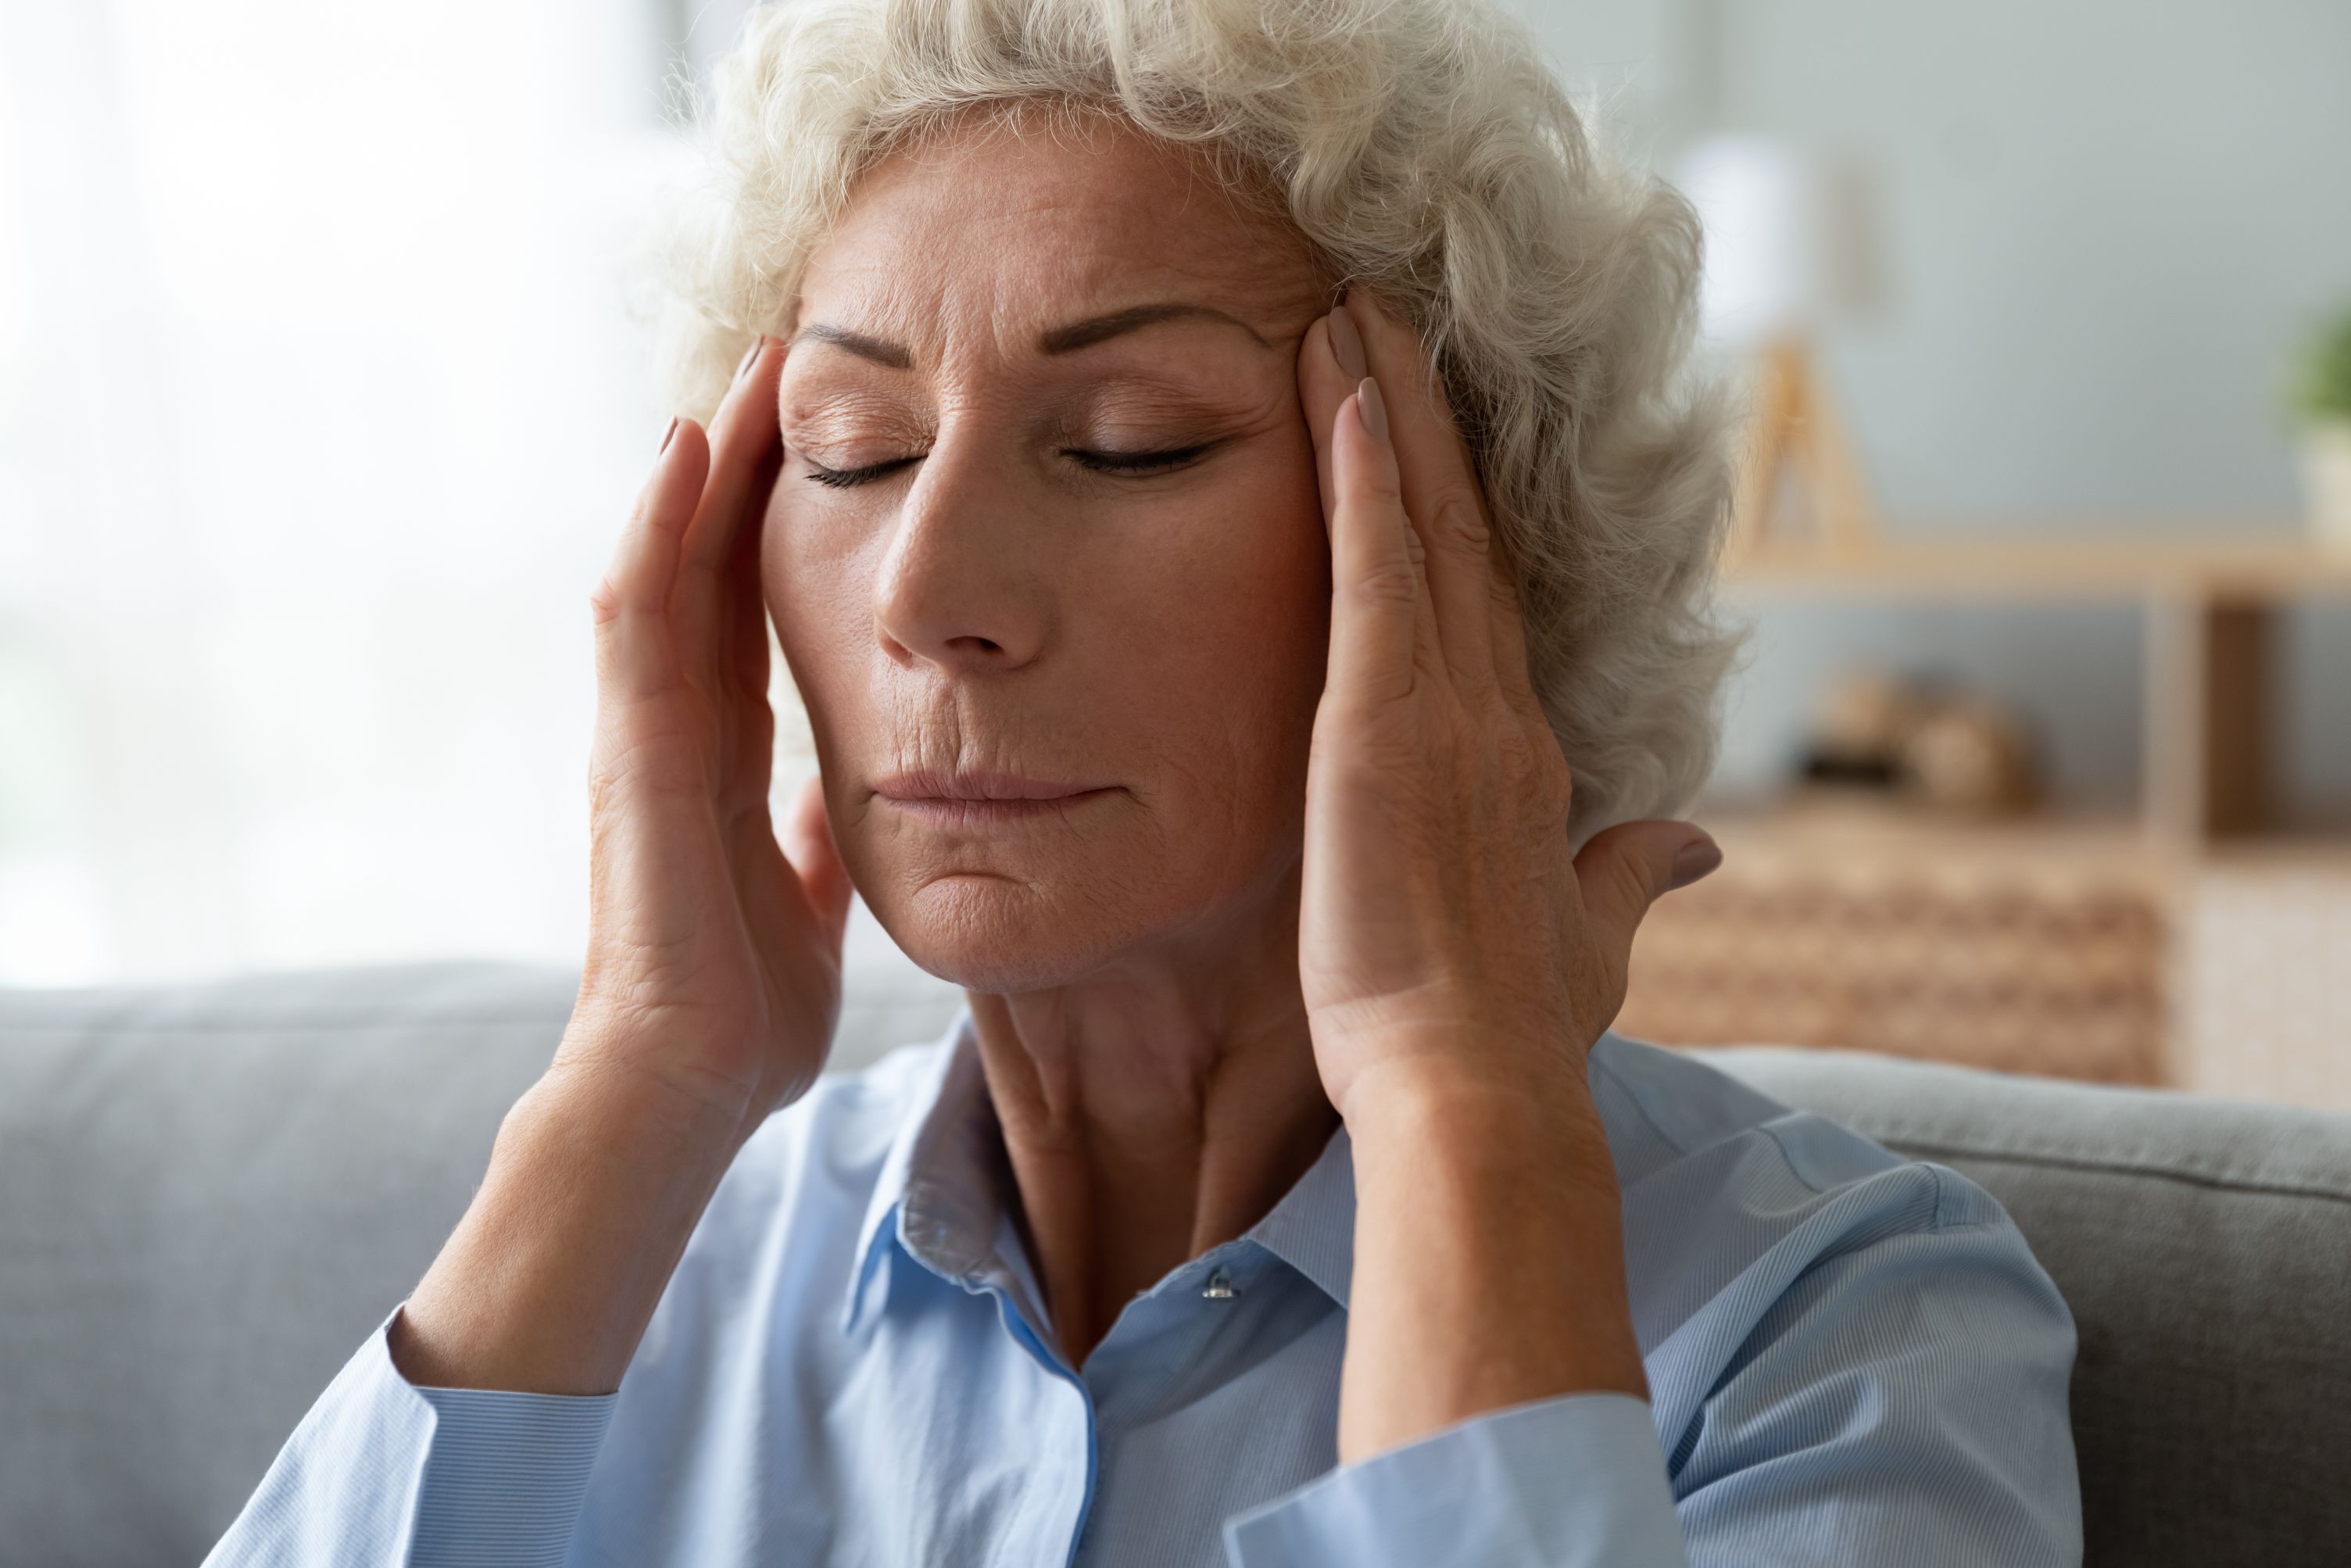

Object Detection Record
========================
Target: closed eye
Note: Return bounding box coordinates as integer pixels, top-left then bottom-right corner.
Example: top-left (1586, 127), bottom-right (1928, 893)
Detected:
top-left (1067, 442), bottom-right (1215, 475)
top-left (804, 454), bottom-right (921, 489)
top-left (800, 443), bottom-right (1217, 489)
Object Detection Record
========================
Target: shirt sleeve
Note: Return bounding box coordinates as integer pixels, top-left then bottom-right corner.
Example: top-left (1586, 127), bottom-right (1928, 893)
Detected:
top-left (1222, 1391), bottom-right (1686, 1568)
top-left (1222, 1195), bottom-right (2080, 1568)
top-left (202, 1303), bottom-right (619, 1568)
top-left (1667, 1208), bottom-right (2082, 1564)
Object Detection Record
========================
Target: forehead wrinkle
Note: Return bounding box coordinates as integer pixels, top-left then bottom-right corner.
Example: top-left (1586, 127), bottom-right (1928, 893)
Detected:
top-left (801, 274), bottom-right (1301, 384)
top-left (800, 132), bottom-right (1327, 375)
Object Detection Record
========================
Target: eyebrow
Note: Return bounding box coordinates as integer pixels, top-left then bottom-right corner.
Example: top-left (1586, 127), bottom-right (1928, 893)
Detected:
top-left (790, 301), bottom-right (1270, 367)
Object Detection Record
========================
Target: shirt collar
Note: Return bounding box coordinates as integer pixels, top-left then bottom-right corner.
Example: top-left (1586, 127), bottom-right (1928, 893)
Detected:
top-left (841, 1007), bottom-right (1365, 1337)
top-left (1238, 1121), bottom-right (1358, 1307)
top-left (842, 1007), bottom-right (1007, 1338)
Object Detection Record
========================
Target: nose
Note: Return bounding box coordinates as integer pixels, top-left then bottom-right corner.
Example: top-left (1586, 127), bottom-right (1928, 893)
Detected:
top-left (871, 429), bottom-right (1050, 673)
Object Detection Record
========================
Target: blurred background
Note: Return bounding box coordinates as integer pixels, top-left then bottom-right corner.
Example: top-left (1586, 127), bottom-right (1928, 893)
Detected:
top-left (4, 1), bottom-right (2347, 1103)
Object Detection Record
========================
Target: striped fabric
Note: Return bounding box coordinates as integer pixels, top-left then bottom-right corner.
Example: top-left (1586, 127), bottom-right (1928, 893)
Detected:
top-left (204, 1013), bottom-right (2082, 1566)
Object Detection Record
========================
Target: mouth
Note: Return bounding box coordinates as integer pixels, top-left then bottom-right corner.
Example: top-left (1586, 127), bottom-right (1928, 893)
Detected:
top-left (870, 769), bottom-right (1123, 828)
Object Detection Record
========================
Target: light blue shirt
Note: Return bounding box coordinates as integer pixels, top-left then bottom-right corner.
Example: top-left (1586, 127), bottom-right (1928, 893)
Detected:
top-left (206, 1015), bottom-right (2082, 1566)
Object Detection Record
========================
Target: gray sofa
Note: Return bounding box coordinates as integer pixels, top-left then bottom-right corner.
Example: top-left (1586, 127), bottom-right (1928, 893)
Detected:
top-left (5, 962), bottom-right (2347, 1566)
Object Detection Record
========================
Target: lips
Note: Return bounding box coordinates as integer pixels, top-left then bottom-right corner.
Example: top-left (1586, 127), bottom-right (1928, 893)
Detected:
top-left (871, 768), bottom-right (1115, 803)
top-left (870, 769), bottom-right (1121, 826)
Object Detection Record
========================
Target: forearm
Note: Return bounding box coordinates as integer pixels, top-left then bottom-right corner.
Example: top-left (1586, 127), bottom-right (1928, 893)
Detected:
top-left (1337, 1061), bottom-right (1647, 1465)
top-left (391, 1049), bottom-right (751, 1396)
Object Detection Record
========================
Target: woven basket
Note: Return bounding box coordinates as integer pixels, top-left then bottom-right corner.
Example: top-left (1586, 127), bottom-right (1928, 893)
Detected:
top-left (1616, 801), bottom-right (2169, 1084)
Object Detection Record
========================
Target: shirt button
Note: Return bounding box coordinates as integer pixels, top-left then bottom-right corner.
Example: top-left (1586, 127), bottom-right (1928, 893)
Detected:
top-left (1201, 1267), bottom-right (1237, 1300)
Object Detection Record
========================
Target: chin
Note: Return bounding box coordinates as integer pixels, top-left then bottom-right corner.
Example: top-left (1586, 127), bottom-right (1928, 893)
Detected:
top-left (867, 870), bottom-right (1162, 995)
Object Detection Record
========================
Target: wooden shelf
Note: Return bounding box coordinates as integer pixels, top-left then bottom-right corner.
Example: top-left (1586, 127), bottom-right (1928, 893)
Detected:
top-left (1698, 793), bottom-right (2159, 868)
top-left (1673, 511), bottom-right (2351, 1105)
top-left (1717, 528), bottom-right (2351, 847)
top-left (1696, 792), bottom-right (2351, 879)
top-left (1727, 531), bottom-right (2351, 600)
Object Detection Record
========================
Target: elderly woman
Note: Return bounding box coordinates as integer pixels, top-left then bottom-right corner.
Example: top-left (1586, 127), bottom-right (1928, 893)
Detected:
top-left (208, 1), bottom-right (2079, 1563)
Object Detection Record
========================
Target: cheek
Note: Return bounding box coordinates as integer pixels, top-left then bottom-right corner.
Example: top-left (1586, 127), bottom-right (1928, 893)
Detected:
top-left (1090, 446), bottom-right (1333, 793)
top-left (1167, 446), bottom-right (1329, 698)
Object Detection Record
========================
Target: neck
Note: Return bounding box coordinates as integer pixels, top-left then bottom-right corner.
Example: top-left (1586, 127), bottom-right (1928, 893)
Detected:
top-left (965, 871), bottom-right (1337, 1370)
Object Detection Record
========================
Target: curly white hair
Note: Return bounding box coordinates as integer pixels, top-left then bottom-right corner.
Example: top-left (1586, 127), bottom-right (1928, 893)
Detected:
top-left (642, 0), bottom-right (1741, 842)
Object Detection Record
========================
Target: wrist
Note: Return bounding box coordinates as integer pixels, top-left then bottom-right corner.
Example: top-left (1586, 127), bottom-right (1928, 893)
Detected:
top-left (521, 1047), bottom-right (757, 1180)
top-left (541, 1026), bottom-right (766, 1155)
top-left (397, 1051), bottom-right (750, 1394)
top-left (1346, 1069), bottom-right (1626, 1231)
top-left (1337, 1054), bottom-right (1647, 1462)
top-left (1340, 1051), bottom-right (1613, 1183)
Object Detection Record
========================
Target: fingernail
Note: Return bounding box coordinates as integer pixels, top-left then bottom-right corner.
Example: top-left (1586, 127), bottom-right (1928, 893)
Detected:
top-left (1328, 306), bottom-right (1367, 379)
top-left (734, 337), bottom-right (762, 383)
top-left (1356, 377), bottom-right (1388, 442)
top-left (1668, 837), bottom-right (1723, 891)
top-left (658, 415), bottom-right (678, 454)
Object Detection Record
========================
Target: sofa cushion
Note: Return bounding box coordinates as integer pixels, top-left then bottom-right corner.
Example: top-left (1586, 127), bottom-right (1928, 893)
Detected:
top-left (0, 960), bottom-right (961, 1568)
top-left (1691, 1044), bottom-right (2351, 1568)
top-left (1, 965), bottom-right (568, 1566)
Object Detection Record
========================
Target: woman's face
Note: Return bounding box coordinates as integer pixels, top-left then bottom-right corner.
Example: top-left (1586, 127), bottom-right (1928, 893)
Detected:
top-left (761, 114), bottom-right (1335, 992)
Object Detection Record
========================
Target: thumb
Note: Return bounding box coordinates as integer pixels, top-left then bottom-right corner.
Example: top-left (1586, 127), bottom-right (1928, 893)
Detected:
top-left (780, 774), bottom-right (854, 950)
top-left (1573, 819), bottom-right (1721, 963)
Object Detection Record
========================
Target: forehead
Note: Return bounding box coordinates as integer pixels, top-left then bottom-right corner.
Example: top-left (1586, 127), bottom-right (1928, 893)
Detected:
top-left (794, 109), bottom-right (1329, 344)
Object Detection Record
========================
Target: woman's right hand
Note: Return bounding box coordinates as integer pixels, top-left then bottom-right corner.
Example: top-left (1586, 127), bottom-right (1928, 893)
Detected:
top-left (560, 334), bottom-right (853, 1140)
top-left (392, 338), bottom-right (846, 1394)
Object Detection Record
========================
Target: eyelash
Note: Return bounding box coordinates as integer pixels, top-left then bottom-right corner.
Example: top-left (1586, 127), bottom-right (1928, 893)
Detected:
top-left (802, 444), bottom-right (1214, 489)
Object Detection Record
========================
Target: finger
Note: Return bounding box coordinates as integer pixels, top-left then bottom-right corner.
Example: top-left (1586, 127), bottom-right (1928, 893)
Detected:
top-left (778, 775), bottom-right (853, 951)
top-left (1573, 819), bottom-right (1722, 966)
top-left (725, 436), bottom-right (785, 703)
top-left (677, 336), bottom-right (785, 690)
top-left (1341, 293), bottom-right (1503, 696)
top-left (1307, 304), bottom-right (1444, 686)
top-left (592, 415), bottom-right (711, 703)
top-left (1296, 312), bottom-right (1354, 534)
top-left (717, 439), bottom-right (785, 818)
top-left (682, 335), bottom-right (784, 577)
top-left (1485, 535), bottom-right (1544, 717)
top-left (1327, 376), bottom-right (1442, 708)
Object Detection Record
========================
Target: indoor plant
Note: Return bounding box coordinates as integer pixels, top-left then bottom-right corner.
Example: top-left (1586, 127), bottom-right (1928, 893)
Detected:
top-left (2294, 303), bottom-right (2351, 547)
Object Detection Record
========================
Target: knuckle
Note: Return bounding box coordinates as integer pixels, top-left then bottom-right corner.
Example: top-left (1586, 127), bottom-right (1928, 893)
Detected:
top-left (589, 578), bottom-right (624, 627)
top-left (1430, 489), bottom-right (1491, 552)
top-left (1503, 732), bottom-right (1572, 818)
top-left (624, 487), bottom-right (662, 542)
top-left (1535, 760), bottom-right (1573, 825)
top-left (1350, 556), bottom-right (1423, 609)
top-left (1542, 736), bottom-right (1576, 803)
top-left (1330, 654), bottom-right (1419, 710)
top-left (1488, 569), bottom-right (1518, 613)
top-left (1603, 851), bottom-right (1655, 921)
top-left (1351, 453), bottom-right (1405, 505)
top-left (1499, 653), bottom-right (1548, 721)
top-left (1503, 733), bottom-right (1557, 803)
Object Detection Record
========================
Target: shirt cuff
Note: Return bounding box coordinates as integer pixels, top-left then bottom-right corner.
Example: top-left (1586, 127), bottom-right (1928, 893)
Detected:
top-left (392, 1308), bottom-right (621, 1568)
top-left (1222, 1392), bottom-right (1687, 1568)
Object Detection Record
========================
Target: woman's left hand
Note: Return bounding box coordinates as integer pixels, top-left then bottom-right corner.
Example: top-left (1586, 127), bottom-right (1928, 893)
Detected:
top-left (1294, 292), bottom-right (1719, 1126)
top-left (1294, 293), bottom-right (1722, 1462)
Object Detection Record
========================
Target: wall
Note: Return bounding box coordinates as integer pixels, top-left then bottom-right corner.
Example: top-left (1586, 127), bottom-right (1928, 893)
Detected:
top-left (1513, 0), bottom-right (2351, 815)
